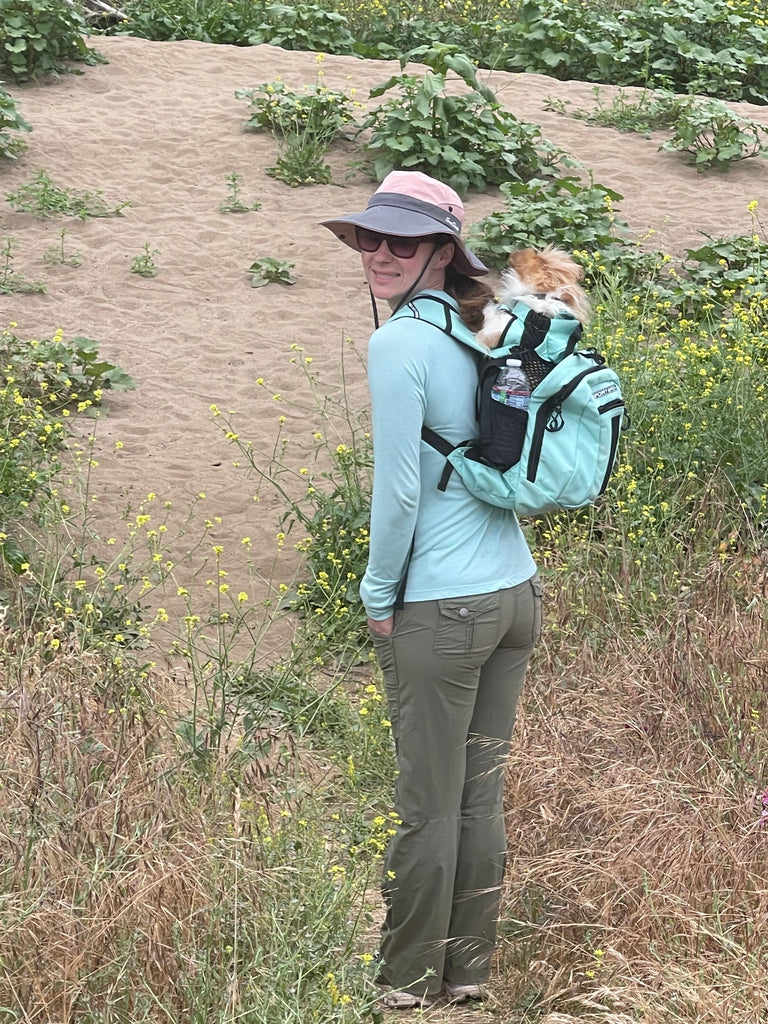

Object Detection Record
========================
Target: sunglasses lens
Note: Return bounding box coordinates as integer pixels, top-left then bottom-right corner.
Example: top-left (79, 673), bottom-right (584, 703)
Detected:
top-left (356, 228), bottom-right (382, 252)
top-left (356, 228), bottom-right (421, 258)
top-left (389, 237), bottom-right (420, 258)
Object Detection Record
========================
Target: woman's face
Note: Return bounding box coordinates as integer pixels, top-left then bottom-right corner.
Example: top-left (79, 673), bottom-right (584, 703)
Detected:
top-left (360, 234), bottom-right (455, 308)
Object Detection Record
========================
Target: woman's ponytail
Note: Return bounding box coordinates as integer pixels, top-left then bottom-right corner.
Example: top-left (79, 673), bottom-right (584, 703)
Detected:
top-left (444, 264), bottom-right (494, 333)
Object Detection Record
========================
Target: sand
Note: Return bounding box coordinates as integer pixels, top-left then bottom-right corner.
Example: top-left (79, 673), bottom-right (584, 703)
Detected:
top-left (2, 35), bottom-right (767, 661)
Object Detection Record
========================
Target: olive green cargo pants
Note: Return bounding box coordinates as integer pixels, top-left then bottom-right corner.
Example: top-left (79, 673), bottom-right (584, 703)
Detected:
top-left (370, 577), bottom-right (542, 999)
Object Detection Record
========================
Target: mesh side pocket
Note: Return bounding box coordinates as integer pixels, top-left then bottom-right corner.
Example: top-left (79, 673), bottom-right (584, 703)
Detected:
top-left (479, 400), bottom-right (528, 470)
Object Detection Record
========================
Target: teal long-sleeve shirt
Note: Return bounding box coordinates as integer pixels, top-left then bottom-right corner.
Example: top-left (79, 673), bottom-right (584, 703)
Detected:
top-left (359, 290), bottom-right (537, 620)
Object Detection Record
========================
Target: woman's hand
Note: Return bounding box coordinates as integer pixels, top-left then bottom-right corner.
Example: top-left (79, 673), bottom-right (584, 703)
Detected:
top-left (368, 615), bottom-right (394, 637)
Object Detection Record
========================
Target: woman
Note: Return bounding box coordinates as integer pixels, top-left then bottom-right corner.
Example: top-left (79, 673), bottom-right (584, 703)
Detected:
top-left (321, 171), bottom-right (541, 1009)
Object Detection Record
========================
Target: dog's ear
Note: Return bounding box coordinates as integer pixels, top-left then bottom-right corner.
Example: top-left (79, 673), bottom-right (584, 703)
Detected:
top-left (541, 245), bottom-right (584, 285)
top-left (559, 285), bottom-right (591, 324)
top-left (508, 248), bottom-right (549, 291)
top-left (507, 248), bottom-right (538, 274)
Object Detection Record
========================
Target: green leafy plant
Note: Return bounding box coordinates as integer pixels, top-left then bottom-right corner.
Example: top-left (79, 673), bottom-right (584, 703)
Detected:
top-left (247, 257), bottom-right (296, 287)
top-left (109, 0), bottom-right (768, 105)
top-left (495, 0), bottom-right (768, 105)
top-left (218, 172), bottom-right (261, 213)
top-left (237, 71), bottom-right (355, 186)
top-left (0, 0), bottom-right (104, 81)
top-left (130, 243), bottom-right (160, 277)
top-left (237, 78), bottom-right (354, 138)
top-left (6, 170), bottom-right (130, 219)
top-left (268, 136), bottom-right (335, 186)
top-left (1, 328), bottom-right (137, 409)
top-left (0, 82), bottom-right (31, 158)
top-left (545, 86), bottom-right (681, 136)
top-left (247, 2), bottom-right (356, 52)
top-left (361, 44), bottom-right (568, 196)
top-left (0, 236), bottom-right (45, 294)
top-left (43, 228), bottom-right (83, 267)
top-left (661, 97), bottom-right (768, 171)
top-left (110, 0), bottom-right (357, 51)
top-left (0, 326), bottom-right (135, 560)
top-left (668, 224), bottom-right (768, 320)
top-left (546, 87), bottom-right (768, 172)
top-left (467, 175), bottom-right (628, 271)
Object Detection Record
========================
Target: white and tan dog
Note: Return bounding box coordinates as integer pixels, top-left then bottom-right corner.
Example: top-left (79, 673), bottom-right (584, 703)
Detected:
top-left (476, 245), bottom-right (591, 349)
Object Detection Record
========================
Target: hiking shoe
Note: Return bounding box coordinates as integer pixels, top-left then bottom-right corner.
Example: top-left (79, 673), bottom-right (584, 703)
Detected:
top-left (378, 988), bottom-right (435, 1009)
top-left (443, 982), bottom-right (489, 1003)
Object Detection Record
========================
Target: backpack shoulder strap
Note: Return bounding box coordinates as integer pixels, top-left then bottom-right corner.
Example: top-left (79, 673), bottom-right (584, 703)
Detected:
top-left (390, 292), bottom-right (488, 355)
top-left (391, 293), bottom-right (486, 470)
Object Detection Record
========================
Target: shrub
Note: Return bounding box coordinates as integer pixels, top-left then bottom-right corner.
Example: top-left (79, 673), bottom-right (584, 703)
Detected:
top-left (361, 45), bottom-right (568, 195)
top-left (661, 97), bottom-right (768, 171)
top-left (115, 0), bottom-right (356, 51)
top-left (0, 82), bottom-right (31, 158)
top-left (0, 0), bottom-right (103, 81)
top-left (496, 0), bottom-right (768, 105)
top-left (467, 175), bottom-right (628, 271)
top-left (237, 79), bottom-right (354, 139)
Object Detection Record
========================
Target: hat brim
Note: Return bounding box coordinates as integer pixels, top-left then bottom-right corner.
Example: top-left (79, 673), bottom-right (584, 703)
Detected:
top-left (320, 200), bottom-right (487, 278)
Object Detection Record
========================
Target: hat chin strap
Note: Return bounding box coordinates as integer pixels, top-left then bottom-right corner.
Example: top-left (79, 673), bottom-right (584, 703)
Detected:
top-left (368, 241), bottom-right (443, 330)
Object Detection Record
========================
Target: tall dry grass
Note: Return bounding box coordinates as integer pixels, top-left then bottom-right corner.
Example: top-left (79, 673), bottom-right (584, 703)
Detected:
top-left (498, 554), bottom-right (768, 1022)
top-left (0, 629), bottom-right (287, 1021)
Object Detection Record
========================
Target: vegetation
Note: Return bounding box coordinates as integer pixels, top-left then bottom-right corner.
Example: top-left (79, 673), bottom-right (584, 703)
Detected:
top-left (247, 256), bottom-right (297, 285)
top-left (358, 43), bottom-right (569, 194)
top-left (2, 0), bottom-right (767, 1019)
top-left (237, 59), bottom-right (357, 185)
top-left (4, 233), bottom-right (766, 1016)
top-left (107, 0), bottom-right (768, 105)
top-left (6, 170), bottom-right (130, 219)
top-left (0, 82), bottom-right (30, 159)
top-left (0, 0), bottom-right (104, 80)
top-left (548, 88), bottom-right (768, 171)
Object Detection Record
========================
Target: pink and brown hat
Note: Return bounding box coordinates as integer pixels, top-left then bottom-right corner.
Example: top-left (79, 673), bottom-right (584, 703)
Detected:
top-left (321, 170), bottom-right (487, 277)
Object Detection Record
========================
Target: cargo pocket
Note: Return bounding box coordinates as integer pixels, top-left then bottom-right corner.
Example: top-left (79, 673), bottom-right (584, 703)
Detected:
top-left (530, 575), bottom-right (543, 645)
top-left (434, 594), bottom-right (500, 657)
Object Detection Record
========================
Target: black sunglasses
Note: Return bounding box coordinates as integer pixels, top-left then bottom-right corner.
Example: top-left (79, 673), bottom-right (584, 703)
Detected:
top-left (356, 228), bottom-right (429, 259)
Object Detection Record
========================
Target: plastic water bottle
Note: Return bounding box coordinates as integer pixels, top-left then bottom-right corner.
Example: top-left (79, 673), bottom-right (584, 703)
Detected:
top-left (491, 358), bottom-right (531, 409)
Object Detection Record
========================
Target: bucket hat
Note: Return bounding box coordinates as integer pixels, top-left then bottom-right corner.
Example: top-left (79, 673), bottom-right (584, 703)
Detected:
top-left (320, 170), bottom-right (487, 277)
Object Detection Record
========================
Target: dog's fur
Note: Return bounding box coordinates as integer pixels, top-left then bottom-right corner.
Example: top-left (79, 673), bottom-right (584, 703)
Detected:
top-left (476, 245), bottom-right (591, 349)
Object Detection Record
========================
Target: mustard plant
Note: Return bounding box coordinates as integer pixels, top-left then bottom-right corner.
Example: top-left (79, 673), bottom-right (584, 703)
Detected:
top-left (237, 62), bottom-right (356, 186)
top-left (211, 339), bottom-right (372, 661)
top-left (0, 326), bottom-right (135, 604)
top-left (237, 78), bottom-right (354, 139)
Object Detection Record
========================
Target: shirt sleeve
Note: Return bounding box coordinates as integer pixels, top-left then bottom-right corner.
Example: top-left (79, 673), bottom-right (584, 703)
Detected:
top-left (359, 320), bottom-right (431, 620)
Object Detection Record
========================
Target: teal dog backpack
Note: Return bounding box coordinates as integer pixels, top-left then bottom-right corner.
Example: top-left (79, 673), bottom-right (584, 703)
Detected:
top-left (391, 294), bottom-right (626, 517)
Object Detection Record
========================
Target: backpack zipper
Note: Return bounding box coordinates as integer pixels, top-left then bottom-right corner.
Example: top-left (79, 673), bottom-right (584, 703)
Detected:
top-left (526, 365), bottom-right (624, 483)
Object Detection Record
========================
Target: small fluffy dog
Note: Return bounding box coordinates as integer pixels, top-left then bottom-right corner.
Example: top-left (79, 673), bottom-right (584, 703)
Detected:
top-left (476, 245), bottom-right (591, 349)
